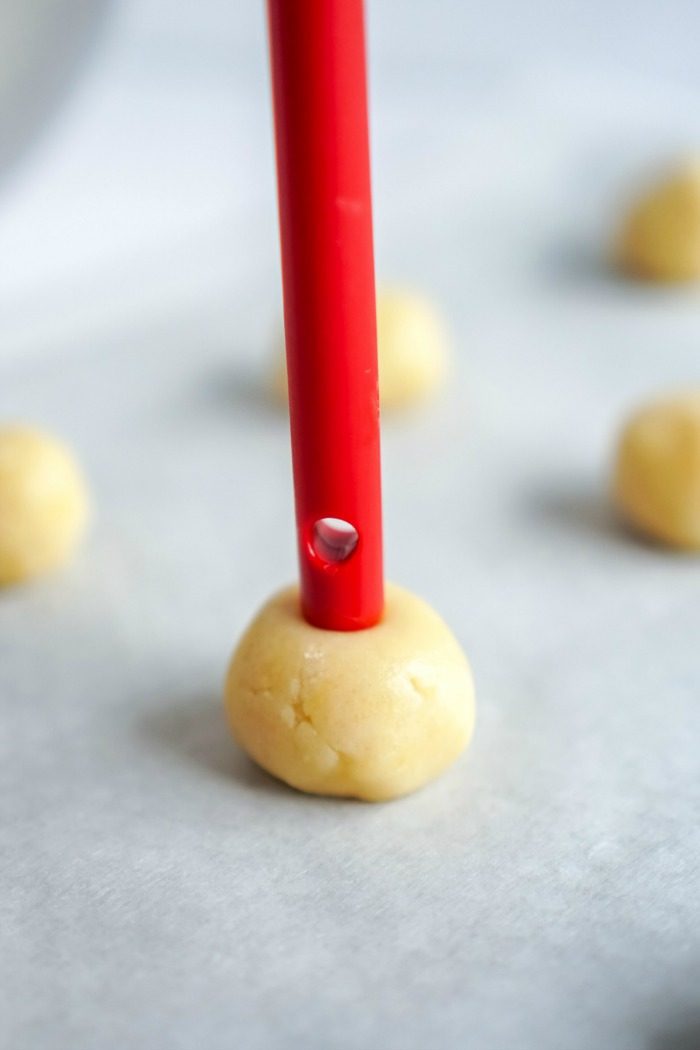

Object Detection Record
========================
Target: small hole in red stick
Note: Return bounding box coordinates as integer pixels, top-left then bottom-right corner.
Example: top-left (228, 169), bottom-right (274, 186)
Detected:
top-left (312, 517), bottom-right (359, 564)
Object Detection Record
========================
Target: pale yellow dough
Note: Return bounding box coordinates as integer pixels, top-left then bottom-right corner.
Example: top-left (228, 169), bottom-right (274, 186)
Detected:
top-left (0, 426), bottom-right (89, 585)
top-left (224, 583), bottom-right (475, 801)
top-left (617, 161), bottom-right (700, 282)
top-left (614, 391), bottom-right (700, 548)
top-left (272, 288), bottom-right (450, 410)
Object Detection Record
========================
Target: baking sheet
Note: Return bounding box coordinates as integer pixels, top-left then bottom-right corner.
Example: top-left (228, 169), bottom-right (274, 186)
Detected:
top-left (1, 17), bottom-right (700, 1049)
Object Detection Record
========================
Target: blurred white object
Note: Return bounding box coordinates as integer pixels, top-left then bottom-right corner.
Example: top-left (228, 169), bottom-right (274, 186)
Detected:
top-left (0, 0), bottom-right (108, 174)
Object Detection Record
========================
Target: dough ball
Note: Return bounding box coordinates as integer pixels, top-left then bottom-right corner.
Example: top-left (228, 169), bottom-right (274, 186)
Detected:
top-left (614, 391), bottom-right (700, 548)
top-left (0, 426), bottom-right (89, 585)
top-left (224, 583), bottom-right (475, 801)
top-left (271, 287), bottom-right (450, 410)
top-left (375, 289), bottom-right (450, 409)
top-left (617, 161), bottom-right (700, 281)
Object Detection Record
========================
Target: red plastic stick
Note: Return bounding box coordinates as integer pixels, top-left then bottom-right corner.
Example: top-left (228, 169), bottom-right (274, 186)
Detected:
top-left (267, 0), bottom-right (384, 631)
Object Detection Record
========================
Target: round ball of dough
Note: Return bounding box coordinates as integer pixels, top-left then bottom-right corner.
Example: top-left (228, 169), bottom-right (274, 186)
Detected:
top-left (0, 426), bottom-right (89, 585)
top-left (271, 287), bottom-right (450, 410)
top-left (617, 162), bottom-right (700, 282)
top-left (375, 289), bottom-right (450, 409)
top-left (224, 583), bottom-right (475, 801)
top-left (614, 391), bottom-right (700, 548)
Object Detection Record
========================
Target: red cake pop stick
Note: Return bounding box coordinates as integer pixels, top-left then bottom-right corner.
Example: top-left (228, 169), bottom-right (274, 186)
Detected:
top-left (267, 0), bottom-right (384, 631)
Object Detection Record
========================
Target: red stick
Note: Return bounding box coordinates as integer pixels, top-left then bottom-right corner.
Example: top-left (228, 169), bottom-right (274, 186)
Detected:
top-left (267, 0), bottom-right (384, 631)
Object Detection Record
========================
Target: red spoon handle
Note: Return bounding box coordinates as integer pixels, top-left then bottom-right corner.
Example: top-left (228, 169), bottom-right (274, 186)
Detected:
top-left (267, 0), bottom-right (384, 631)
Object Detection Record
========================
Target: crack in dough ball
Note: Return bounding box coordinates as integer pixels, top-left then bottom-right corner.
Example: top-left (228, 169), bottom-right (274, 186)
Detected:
top-left (0, 426), bottom-right (89, 585)
top-left (614, 392), bottom-right (700, 548)
top-left (224, 584), bottom-right (475, 801)
top-left (272, 288), bottom-right (450, 410)
top-left (617, 162), bottom-right (700, 282)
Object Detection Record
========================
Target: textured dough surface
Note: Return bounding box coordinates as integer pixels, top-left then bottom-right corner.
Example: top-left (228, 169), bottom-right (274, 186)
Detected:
top-left (614, 391), bottom-right (700, 548)
top-left (224, 583), bottom-right (475, 801)
top-left (272, 288), bottom-right (450, 410)
top-left (617, 162), bottom-right (700, 281)
top-left (0, 426), bottom-right (89, 585)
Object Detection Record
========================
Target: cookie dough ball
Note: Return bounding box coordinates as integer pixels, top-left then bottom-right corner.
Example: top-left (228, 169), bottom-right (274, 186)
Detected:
top-left (614, 391), bottom-right (700, 548)
top-left (375, 289), bottom-right (450, 409)
top-left (272, 288), bottom-right (450, 410)
top-left (617, 162), bottom-right (700, 281)
top-left (225, 583), bottom-right (475, 801)
top-left (0, 426), bottom-right (89, 585)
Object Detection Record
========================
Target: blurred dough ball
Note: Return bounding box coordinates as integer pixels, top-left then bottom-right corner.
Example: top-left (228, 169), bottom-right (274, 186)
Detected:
top-left (0, 426), bottom-right (89, 585)
top-left (272, 287), bottom-right (450, 409)
top-left (224, 583), bottom-right (475, 802)
top-left (617, 161), bottom-right (700, 281)
top-left (614, 392), bottom-right (700, 548)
